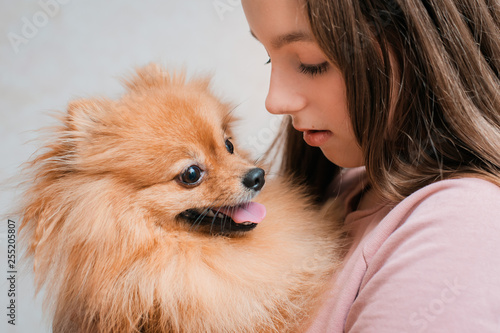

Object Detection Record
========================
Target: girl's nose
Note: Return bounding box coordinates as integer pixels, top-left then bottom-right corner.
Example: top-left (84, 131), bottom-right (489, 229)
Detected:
top-left (265, 67), bottom-right (306, 115)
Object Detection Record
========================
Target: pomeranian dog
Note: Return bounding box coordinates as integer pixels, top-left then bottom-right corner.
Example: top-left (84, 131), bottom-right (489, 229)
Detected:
top-left (19, 64), bottom-right (343, 333)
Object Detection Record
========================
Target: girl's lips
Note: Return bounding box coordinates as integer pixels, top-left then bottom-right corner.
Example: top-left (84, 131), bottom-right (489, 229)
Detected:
top-left (303, 130), bottom-right (332, 147)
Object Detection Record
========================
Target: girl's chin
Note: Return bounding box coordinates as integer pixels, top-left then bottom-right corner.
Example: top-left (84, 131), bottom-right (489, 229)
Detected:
top-left (320, 146), bottom-right (364, 168)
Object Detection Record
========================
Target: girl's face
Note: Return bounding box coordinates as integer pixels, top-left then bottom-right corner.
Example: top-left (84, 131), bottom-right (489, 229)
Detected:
top-left (242, 0), bottom-right (364, 168)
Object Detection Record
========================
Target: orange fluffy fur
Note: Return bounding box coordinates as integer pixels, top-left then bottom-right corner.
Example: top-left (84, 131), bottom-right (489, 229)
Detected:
top-left (19, 64), bottom-right (344, 333)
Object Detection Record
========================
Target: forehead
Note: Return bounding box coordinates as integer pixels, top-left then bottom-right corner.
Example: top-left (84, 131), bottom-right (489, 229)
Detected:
top-left (125, 85), bottom-right (225, 126)
top-left (118, 87), bottom-right (229, 155)
top-left (242, 0), bottom-right (312, 47)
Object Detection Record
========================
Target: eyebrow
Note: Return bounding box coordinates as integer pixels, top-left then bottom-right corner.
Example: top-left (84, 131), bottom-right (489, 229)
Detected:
top-left (250, 30), bottom-right (314, 49)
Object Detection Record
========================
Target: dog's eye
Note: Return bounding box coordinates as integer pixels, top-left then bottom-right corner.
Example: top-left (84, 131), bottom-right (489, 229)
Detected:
top-left (179, 165), bottom-right (203, 185)
top-left (225, 139), bottom-right (234, 154)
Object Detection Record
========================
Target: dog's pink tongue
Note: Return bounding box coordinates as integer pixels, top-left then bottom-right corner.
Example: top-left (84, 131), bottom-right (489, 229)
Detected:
top-left (219, 203), bottom-right (266, 224)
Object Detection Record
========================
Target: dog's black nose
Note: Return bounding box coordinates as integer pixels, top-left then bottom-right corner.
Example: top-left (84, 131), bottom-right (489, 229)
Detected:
top-left (242, 168), bottom-right (265, 191)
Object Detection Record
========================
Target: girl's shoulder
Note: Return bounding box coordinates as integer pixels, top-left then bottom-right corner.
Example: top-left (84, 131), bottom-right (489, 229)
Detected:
top-left (389, 176), bottom-right (499, 227)
top-left (344, 177), bottom-right (500, 332)
top-left (365, 176), bottom-right (500, 264)
top-left (306, 176), bottom-right (499, 333)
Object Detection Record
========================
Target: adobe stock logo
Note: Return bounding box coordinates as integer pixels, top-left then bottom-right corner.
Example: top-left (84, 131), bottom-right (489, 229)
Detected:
top-left (7, 0), bottom-right (72, 54)
top-left (212, 0), bottom-right (240, 21)
top-left (408, 277), bottom-right (467, 332)
top-left (242, 116), bottom-right (282, 157)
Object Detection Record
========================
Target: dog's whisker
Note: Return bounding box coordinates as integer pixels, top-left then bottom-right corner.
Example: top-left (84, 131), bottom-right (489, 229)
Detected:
top-left (222, 210), bottom-right (229, 233)
top-left (209, 205), bottom-right (222, 235)
top-left (222, 105), bottom-right (240, 133)
top-left (253, 156), bottom-right (264, 165)
top-left (216, 200), bottom-right (230, 234)
top-left (229, 205), bottom-right (237, 232)
top-left (213, 206), bottom-right (225, 235)
top-left (189, 209), bottom-right (205, 231)
top-left (189, 201), bottom-right (218, 231)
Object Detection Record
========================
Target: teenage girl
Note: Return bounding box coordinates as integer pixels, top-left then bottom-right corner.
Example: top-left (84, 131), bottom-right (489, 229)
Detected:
top-left (242, 0), bottom-right (500, 332)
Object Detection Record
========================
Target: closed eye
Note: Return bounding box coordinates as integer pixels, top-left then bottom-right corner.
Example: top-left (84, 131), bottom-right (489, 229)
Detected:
top-left (299, 62), bottom-right (329, 77)
top-left (264, 57), bottom-right (329, 77)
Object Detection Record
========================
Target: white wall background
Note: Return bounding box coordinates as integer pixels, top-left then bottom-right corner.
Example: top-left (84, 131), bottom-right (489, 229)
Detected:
top-left (0, 1), bottom-right (275, 332)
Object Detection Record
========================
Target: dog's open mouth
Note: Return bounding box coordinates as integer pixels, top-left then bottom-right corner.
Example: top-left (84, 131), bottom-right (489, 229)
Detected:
top-left (178, 202), bottom-right (266, 235)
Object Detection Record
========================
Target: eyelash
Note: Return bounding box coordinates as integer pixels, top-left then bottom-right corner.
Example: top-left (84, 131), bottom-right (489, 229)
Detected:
top-left (265, 57), bottom-right (329, 77)
top-left (299, 62), bottom-right (329, 77)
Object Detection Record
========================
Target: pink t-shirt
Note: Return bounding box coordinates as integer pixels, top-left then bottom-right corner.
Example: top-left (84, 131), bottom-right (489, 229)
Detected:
top-left (306, 168), bottom-right (500, 332)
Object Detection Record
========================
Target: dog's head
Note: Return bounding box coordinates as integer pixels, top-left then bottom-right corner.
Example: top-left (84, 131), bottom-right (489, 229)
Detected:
top-left (41, 64), bottom-right (267, 236)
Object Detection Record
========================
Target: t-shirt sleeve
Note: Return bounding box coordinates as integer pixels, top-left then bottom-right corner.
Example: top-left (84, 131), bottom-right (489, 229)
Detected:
top-left (345, 179), bottom-right (500, 333)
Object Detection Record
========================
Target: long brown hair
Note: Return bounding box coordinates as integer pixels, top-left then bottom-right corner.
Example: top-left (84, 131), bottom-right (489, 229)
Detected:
top-left (273, 0), bottom-right (500, 202)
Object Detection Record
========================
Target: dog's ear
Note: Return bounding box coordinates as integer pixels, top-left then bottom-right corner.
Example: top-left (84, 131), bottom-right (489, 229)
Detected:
top-left (66, 98), bottom-right (110, 135)
top-left (124, 63), bottom-right (186, 92)
top-left (125, 63), bottom-right (215, 94)
top-left (186, 75), bottom-right (212, 92)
